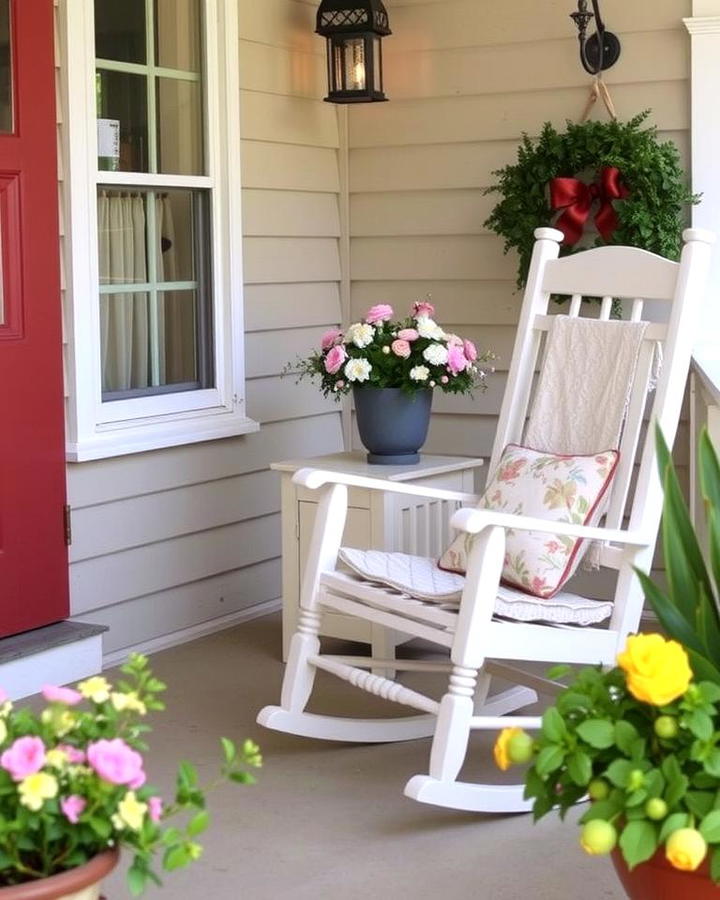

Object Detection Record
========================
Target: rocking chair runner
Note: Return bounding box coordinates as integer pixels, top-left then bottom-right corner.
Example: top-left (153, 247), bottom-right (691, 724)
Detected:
top-left (258, 227), bottom-right (714, 813)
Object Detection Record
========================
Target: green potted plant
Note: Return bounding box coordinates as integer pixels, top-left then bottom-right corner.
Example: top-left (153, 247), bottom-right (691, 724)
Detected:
top-left (288, 299), bottom-right (494, 464)
top-left (0, 653), bottom-right (261, 897)
top-left (493, 427), bottom-right (720, 898)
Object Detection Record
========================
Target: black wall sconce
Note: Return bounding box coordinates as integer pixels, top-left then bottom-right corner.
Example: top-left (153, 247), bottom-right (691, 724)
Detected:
top-left (570, 1), bottom-right (621, 75)
top-left (316, 0), bottom-right (391, 103)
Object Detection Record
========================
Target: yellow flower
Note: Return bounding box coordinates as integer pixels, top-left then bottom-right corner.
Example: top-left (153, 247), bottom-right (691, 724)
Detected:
top-left (493, 727), bottom-right (524, 771)
top-left (111, 691), bottom-right (147, 716)
top-left (617, 634), bottom-right (692, 706)
top-left (45, 748), bottom-right (69, 770)
top-left (112, 791), bottom-right (147, 832)
top-left (18, 773), bottom-right (59, 811)
top-left (77, 676), bottom-right (111, 704)
top-left (0, 701), bottom-right (12, 718)
top-left (666, 828), bottom-right (707, 872)
top-left (0, 719), bottom-right (6, 746)
top-left (41, 708), bottom-right (76, 737)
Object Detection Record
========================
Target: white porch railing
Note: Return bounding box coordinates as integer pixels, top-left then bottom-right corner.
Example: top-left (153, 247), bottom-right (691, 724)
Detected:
top-left (690, 352), bottom-right (720, 544)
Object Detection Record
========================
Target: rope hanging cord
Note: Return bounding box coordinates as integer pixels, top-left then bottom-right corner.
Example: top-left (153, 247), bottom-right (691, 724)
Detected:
top-left (580, 73), bottom-right (617, 122)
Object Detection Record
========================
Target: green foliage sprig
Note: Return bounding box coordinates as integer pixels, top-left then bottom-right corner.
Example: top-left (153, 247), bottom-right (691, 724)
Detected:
top-left (484, 112), bottom-right (699, 289)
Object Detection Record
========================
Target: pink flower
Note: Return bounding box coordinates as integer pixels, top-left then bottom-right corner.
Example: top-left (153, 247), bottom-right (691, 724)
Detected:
top-left (365, 304), bottom-right (394, 324)
top-left (42, 685), bottom-right (83, 706)
top-left (447, 345), bottom-right (469, 376)
top-left (87, 739), bottom-right (145, 787)
top-left (1, 737), bottom-right (46, 781)
top-left (413, 300), bottom-right (435, 318)
top-left (130, 770), bottom-right (147, 790)
top-left (320, 329), bottom-right (342, 350)
top-left (463, 340), bottom-right (478, 362)
top-left (336, 380), bottom-right (345, 389)
top-left (445, 333), bottom-right (464, 347)
top-left (0, 689), bottom-right (7, 704)
top-left (391, 339), bottom-right (412, 359)
top-left (59, 745), bottom-right (85, 764)
top-left (440, 375), bottom-right (449, 384)
top-left (148, 796), bottom-right (164, 823)
top-left (61, 795), bottom-right (86, 824)
top-left (397, 328), bottom-right (419, 342)
top-left (324, 345), bottom-right (347, 375)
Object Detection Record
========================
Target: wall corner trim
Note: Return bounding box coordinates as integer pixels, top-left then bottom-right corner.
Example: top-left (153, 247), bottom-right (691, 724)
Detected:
top-left (684, 16), bottom-right (720, 35)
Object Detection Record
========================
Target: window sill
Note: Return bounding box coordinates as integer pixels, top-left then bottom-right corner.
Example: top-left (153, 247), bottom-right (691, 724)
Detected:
top-left (66, 413), bottom-right (260, 462)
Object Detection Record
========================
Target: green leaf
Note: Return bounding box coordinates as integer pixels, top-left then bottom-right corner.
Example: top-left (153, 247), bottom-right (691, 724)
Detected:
top-left (659, 813), bottom-right (689, 844)
top-left (705, 749), bottom-right (720, 778)
top-left (546, 664), bottom-right (571, 681)
top-left (541, 707), bottom-right (567, 743)
top-left (567, 751), bottom-right (592, 787)
top-left (164, 845), bottom-right (190, 871)
top-left (577, 719), bottom-right (615, 750)
top-left (665, 773), bottom-right (690, 807)
top-left (187, 810), bottom-right (210, 837)
top-left (686, 790), bottom-right (715, 820)
top-left (535, 745), bottom-right (566, 777)
top-left (127, 865), bottom-right (147, 897)
top-left (686, 708), bottom-right (714, 741)
top-left (712, 847), bottom-right (720, 885)
top-left (221, 737), bottom-right (236, 765)
top-left (580, 798), bottom-right (622, 824)
top-left (701, 810), bottom-right (720, 842)
top-left (614, 721), bottom-right (639, 755)
top-left (606, 759), bottom-right (634, 788)
top-left (620, 820), bottom-right (658, 869)
top-left (699, 681), bottom-right (720, 704)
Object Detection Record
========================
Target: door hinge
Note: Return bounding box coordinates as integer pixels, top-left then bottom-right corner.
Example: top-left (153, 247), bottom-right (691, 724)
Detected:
top-left (63, 504), bottom-right (72, 546)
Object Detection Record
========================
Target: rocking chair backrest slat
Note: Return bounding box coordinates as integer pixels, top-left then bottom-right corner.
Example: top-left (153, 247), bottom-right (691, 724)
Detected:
top-left (487, 227), bottom-right (714, 636)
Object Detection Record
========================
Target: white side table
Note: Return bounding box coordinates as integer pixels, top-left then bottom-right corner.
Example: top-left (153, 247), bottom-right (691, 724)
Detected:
top-left (272, 452), bottom-right (484, 659)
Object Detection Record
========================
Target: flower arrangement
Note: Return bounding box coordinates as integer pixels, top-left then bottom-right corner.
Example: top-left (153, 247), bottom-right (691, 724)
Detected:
top-left (289, 299), bottom-right (495, 398)
top-left (0, 653), bottom-right (261, 894)
top-left (493, 427), bottom-right (720, 884)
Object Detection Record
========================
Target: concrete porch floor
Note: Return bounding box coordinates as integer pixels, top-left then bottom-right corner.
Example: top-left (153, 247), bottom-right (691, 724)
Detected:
top-left (102, 614), bottom-right (625, 899)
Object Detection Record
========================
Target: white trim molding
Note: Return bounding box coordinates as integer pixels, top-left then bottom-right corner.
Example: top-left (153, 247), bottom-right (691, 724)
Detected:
top-left (684, 16), bottom-right (720, 34)
top-left (58, 0), bottom-right (258, 462)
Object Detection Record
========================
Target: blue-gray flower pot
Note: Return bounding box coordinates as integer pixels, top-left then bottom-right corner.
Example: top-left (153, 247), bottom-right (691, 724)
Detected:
top-left (353, 387), bottom-right (432, 465)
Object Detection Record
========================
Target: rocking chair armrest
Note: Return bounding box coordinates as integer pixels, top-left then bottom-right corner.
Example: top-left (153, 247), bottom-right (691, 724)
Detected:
top-left (450, 507), bottom-right (652, 548)
top-left (292, 467), bottom-right (480, 505)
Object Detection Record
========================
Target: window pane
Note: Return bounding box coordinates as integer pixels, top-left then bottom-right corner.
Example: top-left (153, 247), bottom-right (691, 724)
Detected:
top-left (161, 290), bottom-right (198, 385)
top-left (156, 0), bottom-right (201, 72)
top-left (0, 0), bottom-right (12, 133)
top-left (96, 70), bottom-right (149, 172)
top-left (157, 78), bottom-right (204, 175)
top-left (94, 0), bottom-right (146, 64)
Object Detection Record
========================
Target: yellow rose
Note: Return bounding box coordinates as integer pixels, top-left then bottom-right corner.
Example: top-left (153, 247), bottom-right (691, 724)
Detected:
top-left (18, 773), bottom-right (59, 811)
top-left (111, 691), bottom-right (147, 716)
top-left (617, 634), bottom-right (692, 706)
top-left (112, 791), bottom-right (147, 832)
top-left (493, 727), bottom-right (524, 771)
top-left (77, 676), bottom-right (112, 704)
top-left (666, 828), bottom-right (707, 872)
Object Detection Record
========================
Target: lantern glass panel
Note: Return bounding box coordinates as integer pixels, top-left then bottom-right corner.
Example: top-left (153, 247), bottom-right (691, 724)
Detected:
top-left (373, 35), bottom-right (381, 92)
top-left (344, 37), bottom-right (366, 91)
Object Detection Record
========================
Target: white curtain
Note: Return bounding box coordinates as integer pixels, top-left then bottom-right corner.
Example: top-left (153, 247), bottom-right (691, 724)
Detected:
top-left (98, 192), bottom-right (177, 393)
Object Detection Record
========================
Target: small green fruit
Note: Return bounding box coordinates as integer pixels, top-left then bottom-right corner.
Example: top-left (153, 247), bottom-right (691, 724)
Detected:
top-left (655, 716), bottom-right (679, 739)
top-left (580, 820), bottom-right (617, 856)
top-left (588, 779), bottom-right (610, 801)
top-left (506, 731), bottom-right (534, 764)
top-left (628, 769), bottom-right (645, 791)
top-left (645, 798), bottom-right (668, 821)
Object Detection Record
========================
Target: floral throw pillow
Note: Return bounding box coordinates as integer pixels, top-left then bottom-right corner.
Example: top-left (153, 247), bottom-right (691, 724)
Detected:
top-left (438, 444), bottom-right (620, 599)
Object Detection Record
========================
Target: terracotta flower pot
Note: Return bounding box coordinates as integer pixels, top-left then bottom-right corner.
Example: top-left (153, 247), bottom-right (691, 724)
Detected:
top-left (611, 847), bottom-right (718, 898)
top-left (0, 849), bottom-right (119, 900)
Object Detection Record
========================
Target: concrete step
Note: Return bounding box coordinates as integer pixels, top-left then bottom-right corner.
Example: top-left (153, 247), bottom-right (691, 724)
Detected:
top-left (0, 621), bottom-right (107, 700)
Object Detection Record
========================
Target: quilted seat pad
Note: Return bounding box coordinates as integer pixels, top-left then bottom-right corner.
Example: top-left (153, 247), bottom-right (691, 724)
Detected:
top-left (338, 548), bottom-right (613, 627)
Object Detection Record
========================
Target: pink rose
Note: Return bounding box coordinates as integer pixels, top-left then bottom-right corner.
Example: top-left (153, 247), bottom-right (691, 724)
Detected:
top-left (87, 739), bottom-right (145, 787)
top-left (61, 795), bottom-right (87, 824)
top-left (59, 745), bottom-right (85, 764)
top-left (365, 304), bottom-right (394, 324)
top-left (1, 737), bottom-right (46, 781)
top-left (413, 300), bottom-right (435, 318)
top-left (324, 345), bottom-right (347, 375)
top-left (391, 339), bottom-right (411, 359)
top-left (320, 328), bottom-right (342, 350)
top-left (445, 333), bottom-right (463, 347)
top-left (130, 770), bottom-right (147, 790)
top-left (440, 375), bottom-right (449, 384)
top-left (148, 796), bottom-right (164, 823)
top-left (447, 345), bottom-right (469, 375)
top-left (463, 339), bottom-right (478, 362)
top-left (397, 328), bottom-right (419, 342)
top-left (42, 685), bottom-right (83, 706)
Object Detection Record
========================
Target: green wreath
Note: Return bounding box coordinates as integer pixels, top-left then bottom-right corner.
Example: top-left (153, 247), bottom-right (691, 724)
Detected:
top-left (484, 111), bottom-right (698, 290)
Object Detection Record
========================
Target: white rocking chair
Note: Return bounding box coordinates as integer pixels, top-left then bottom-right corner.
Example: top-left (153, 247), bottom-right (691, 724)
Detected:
top-left (258, 227), bottom-right (714, 813)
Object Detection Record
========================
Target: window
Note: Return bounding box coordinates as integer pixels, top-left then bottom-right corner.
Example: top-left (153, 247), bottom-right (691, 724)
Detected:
top-left (60, 0), bottom-right (256, 460)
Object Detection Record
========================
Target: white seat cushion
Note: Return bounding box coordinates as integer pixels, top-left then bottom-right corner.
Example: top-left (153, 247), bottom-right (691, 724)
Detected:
top-left (338, 548), bottom-right (613, 627)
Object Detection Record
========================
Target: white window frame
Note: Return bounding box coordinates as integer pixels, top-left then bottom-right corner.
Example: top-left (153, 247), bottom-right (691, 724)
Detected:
top-left (59, 0), bottom-right (257, 461)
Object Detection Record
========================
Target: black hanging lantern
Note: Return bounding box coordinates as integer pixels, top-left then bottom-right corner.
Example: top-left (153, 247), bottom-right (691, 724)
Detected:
top-left (316, 0), bottom-right (391, 104)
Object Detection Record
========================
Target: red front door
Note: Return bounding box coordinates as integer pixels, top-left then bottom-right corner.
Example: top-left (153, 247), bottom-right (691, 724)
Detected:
top-left (0, 0), bottom-right (68, 637)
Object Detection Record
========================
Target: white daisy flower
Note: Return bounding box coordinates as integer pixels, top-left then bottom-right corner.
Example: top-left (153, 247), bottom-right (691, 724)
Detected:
top-left (423, 343), bottom-right (449, 366)
top-left (346, 322), bottom-right (375, 348)
top-left (409, 365), bottom-right (430, 382)
top-left (344, 358), bottom-right (372, 382)
top-left (416, 317), bottom-right (444, 340)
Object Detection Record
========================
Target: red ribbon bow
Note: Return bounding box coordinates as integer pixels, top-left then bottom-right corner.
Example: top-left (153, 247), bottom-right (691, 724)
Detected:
top-left (549, 167), bottom-right (629, 246)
